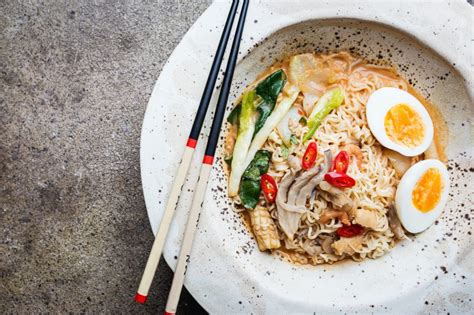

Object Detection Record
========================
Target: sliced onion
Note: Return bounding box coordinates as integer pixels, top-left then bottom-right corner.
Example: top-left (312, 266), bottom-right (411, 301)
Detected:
top-left (383, 148), bottom-right (412, 177)
top-left (289, 54), bottom-right (335, 95)
top-left (288, 53), bottom-right (319, 85)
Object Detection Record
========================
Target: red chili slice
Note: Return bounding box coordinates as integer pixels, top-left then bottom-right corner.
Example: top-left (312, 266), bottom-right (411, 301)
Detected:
top-left (302, 142), bottom-right (317, 170)
top-left (337, 224), bottom-right (364, 238)
top-left (330, 150), bottom-right (350, 173)
top-left (324, 172), bottom-right (356, 188)
top-left (261, 173), bottom-right (278, 203)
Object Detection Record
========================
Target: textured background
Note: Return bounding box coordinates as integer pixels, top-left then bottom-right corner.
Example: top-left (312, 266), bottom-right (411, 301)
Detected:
top-left (1, 1), bottom-right (211, 313)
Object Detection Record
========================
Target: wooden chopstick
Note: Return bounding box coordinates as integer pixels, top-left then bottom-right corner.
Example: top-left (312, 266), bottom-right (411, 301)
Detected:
top-left (164, 0), bottom-right (250, 314)
top-left (135, 0), bottom-right (240, 304)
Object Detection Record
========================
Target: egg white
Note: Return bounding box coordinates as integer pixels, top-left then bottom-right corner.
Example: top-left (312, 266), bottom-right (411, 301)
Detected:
top-left (395, 159), bottom-right (449, 233)
top-left (366, 87), bottom-right (434, 156)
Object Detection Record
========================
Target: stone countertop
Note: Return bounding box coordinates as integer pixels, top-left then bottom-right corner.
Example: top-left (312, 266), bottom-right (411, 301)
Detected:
top-left (1, 1), bottom-right (210, 313)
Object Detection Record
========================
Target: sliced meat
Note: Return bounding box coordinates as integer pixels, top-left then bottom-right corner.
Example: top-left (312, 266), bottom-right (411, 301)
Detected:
top-left (249, 206), bottom-right (281, 251)
top-left (319, 209), bottom-right (350, 225)
top-left (332, 235), bottom-right (364, 256)
top-left (354, 209), bottom-right (380, 230)
top-left (387, 206), bottom-right (407, 240)
top-left (318, 181), bottom-right (354, 211)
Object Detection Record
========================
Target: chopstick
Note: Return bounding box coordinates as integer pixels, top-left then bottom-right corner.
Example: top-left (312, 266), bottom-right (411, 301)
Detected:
top-left (135, 0), bottom-right (240, 304)
top-left (164, 0), bottom-right (250, 314)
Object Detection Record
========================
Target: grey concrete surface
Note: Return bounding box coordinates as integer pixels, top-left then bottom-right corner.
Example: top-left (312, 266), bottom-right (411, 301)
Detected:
top-left (1, 1), bottom-right (211, 313)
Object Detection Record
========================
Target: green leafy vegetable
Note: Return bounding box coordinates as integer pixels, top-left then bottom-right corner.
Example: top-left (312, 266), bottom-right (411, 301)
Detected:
top-left (256, 70), bottom-right (286, 105)
top-left (227, 104), bottom-right (241, 124)
top-left (228, 71), bottom-right (287, 197)
top-left (239, 181), bottom-right (261, 208)
top-left (244, 83), bottom-right (300, 172)
top-left (303, 87), bottom-right (345, 142)
top-left (243, 150), bottom-right (271, 180)
top-left (239, 150), bottom-right (271, 209)
top-left (226, 70), bottom-right (286, 129)
top-left (254, 70), bottom-right (286, 134)
top-left (228, 90), bottom-right (259, 197)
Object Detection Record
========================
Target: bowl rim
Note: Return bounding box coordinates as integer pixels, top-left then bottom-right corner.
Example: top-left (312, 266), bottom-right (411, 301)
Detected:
top-left (250, 15), bottom-right (472, 97)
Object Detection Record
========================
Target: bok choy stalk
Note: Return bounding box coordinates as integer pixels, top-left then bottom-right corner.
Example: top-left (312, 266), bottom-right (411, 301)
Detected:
top-left (227, 69), bottom-right (286, 130)
top-left (254, 70), bottom-right (286, 134)
top-left (228, 90), bottom-right (258, 197)
top-left (227, 104), bottom-right (241, 125)
top-left (243, 83), bottom-right (300, 171)
top-left (239, 150), bottom-right (271, 209)
top-left (228, 70), bottom-right (286, 197)
top-left (302, 87), bottom-right (345, 142)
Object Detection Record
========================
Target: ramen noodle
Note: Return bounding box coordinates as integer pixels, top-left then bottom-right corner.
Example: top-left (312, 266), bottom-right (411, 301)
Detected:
top-left (225, 51), bottom-right (446, 265)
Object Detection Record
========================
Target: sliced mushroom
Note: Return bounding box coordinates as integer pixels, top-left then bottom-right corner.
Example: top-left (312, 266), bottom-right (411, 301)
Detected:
top-left (277, 172), bottom-right (296, 203)
top-left (276, 172), bottom-right (304, 213)
top-left (318, 181), bottom-right (354, 211)
top-left (275, 173), bottom-right (304, 241)
top-left (286, 165), bottom-right (322, 205)
top-left (276, 150), bottom-right (332, 240)
top-left (296, 150), bottom-right (332, 205)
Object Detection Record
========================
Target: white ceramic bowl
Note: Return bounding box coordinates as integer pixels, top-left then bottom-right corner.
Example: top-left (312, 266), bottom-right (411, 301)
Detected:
top-left (140, 1), bottom-right (473, 313)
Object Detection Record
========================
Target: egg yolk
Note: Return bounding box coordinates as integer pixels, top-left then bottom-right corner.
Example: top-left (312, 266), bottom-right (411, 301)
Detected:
top-left (412, 168), bottom-right (443, 213)
top-left (384, 103), bottom-right (425, 147)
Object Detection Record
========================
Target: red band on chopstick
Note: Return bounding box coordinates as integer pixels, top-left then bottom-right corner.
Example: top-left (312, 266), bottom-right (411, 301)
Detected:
top-left (202, 155), bottom-right (214, 165)
top-left (134, 293), bottom-right (147, 304)
top-left (186, 138), bottom-right (197, 149)
top-left (164, 312), bottom-right (175, 315)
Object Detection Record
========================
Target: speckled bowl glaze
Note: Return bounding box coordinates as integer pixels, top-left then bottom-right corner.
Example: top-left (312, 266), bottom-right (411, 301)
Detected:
top-left (140, 1), bottom-right (473, 313)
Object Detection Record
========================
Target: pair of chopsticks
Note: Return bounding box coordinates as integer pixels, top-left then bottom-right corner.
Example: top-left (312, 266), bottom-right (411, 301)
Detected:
top-left (135, 0), bottom-right (250, 313)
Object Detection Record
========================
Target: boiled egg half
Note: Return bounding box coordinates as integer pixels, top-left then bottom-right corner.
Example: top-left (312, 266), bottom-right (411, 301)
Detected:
top-left (366, 87), bottom-right (434, 156)
top-left (395, 159), bottom-right (449, 233)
